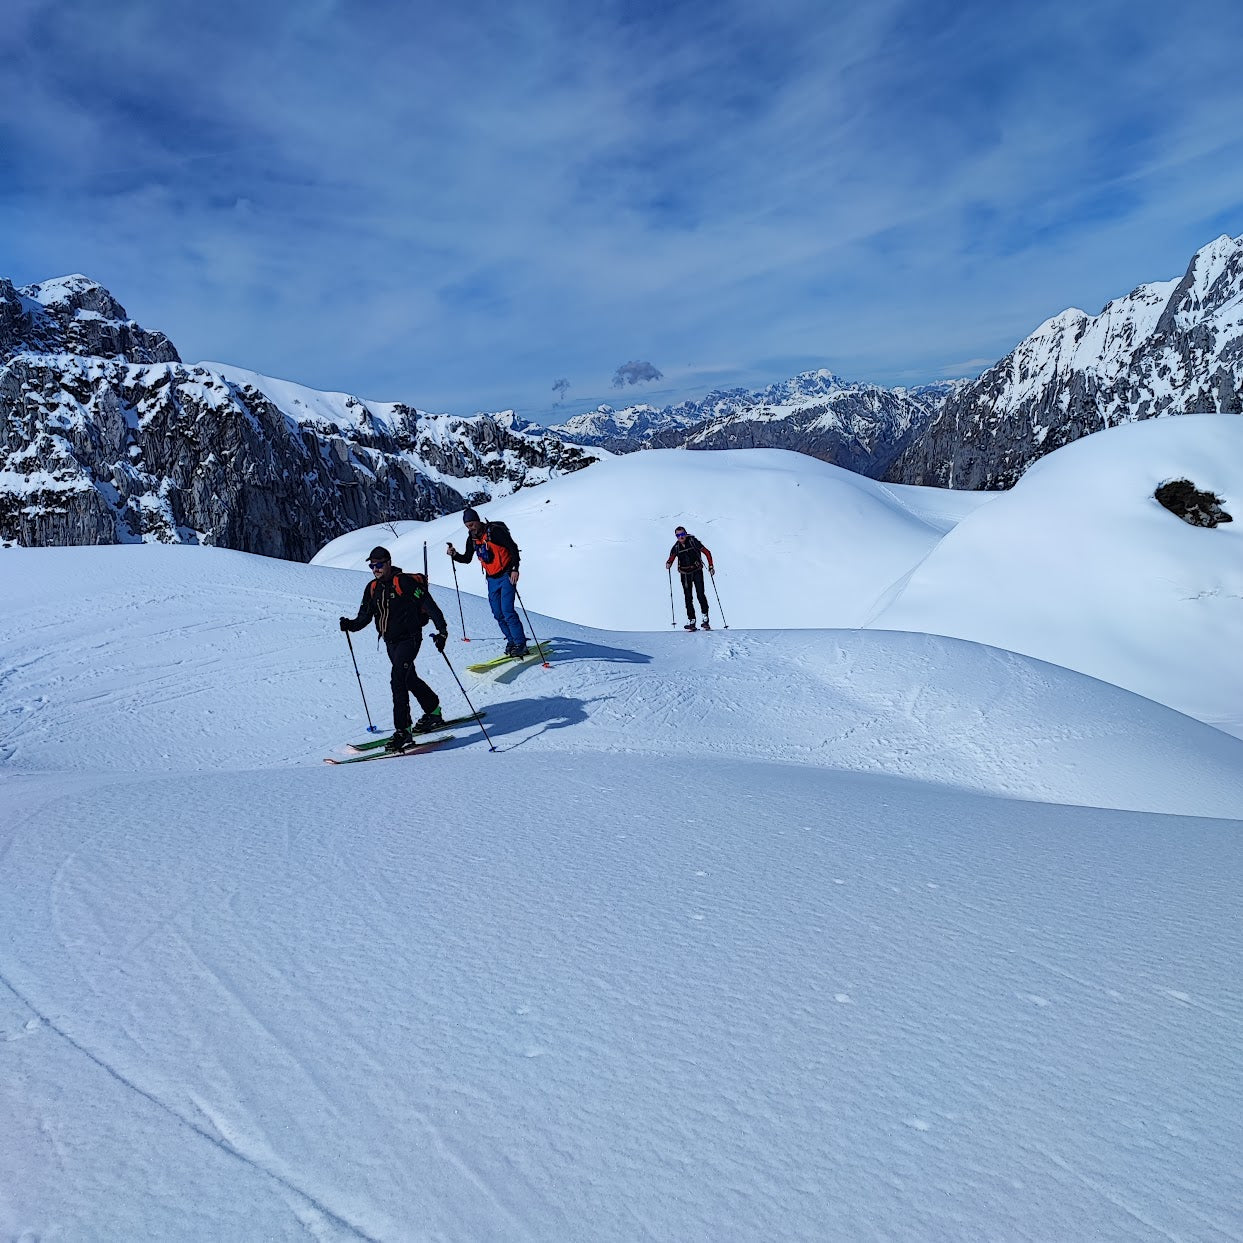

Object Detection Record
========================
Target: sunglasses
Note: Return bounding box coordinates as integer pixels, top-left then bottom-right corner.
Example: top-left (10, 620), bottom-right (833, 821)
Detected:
top-left (675, 531), bottom-right (687, 538)
top-left (368, 560), bottom-right (389, 570)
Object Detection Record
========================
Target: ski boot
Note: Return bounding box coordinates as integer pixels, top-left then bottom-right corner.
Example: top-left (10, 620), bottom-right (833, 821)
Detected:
top-left (385, 727), bottom-right (414, 753)
top-left (413, 707), bottom-right (444, 733)
top-left (683, 621), bottom-right (698, 631)
top-left (700, 619), bottom-right (711, 630)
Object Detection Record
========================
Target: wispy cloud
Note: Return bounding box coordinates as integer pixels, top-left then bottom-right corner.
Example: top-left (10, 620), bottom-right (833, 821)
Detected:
top-left (3, 0), bottom-right (1243, 421)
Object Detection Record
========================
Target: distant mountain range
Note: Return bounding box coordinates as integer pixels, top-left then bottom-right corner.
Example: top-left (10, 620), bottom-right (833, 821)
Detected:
top-left (552, 235), bottom-right (1243, 486)
top-left (549, 372), bottom-right (962, 477)
top-left (3, 234), bottom-right (1241, 556)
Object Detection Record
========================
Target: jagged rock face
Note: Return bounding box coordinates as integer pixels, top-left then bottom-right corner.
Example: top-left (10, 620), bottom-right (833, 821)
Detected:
top-left (0, 281), bottom-right (597, 559)
top-left (1, 275), bottom-right (180, 364)
top-left (0, 356), bottom-right (462, 557)
top-left (888, 235), bottom-right (1243, 489)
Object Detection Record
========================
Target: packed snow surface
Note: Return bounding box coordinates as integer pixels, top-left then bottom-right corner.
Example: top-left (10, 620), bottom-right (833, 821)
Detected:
top-left (318, 417), bottom-right (1242, 737)
top-left (871, 414), bottom-right (1243, 736)
top-left (3, 421), bottom-right (1242, 1240)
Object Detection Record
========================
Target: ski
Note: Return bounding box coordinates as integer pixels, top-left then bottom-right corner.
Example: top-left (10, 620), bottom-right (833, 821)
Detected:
top-left (346, 711), bottom-right (488, 752)
top-left (325, 735), bottom-right (455, 765)
top-left (466, 641), bottom-right (552, 674)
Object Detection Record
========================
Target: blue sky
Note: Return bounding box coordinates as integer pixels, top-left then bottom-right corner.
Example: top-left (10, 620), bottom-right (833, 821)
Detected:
top-left (4, 0), bottom-right (1243, 423)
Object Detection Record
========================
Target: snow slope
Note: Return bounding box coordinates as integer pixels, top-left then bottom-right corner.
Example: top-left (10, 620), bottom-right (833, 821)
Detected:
top-left (872, 414), bottom-right (1243, 736)
top-left (315, 448), bottom-right (997, 631)
top-left (4, 421), bottom-right (1243, 1239)
top-left (316, 420), bottom-right (1240, 740)
top-left (2, 533), bottom-right (1242, 1240)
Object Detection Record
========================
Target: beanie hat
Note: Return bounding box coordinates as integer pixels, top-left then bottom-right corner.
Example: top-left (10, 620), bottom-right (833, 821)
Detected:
top-left (462, 507), bottom-right (481, 524)
top-left (367, 545), bottom-right (391, 563)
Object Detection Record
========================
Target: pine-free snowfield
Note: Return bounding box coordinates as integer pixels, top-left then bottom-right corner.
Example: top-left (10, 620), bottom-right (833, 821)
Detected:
top-left (3, 432), bottom-right (1242, 1240)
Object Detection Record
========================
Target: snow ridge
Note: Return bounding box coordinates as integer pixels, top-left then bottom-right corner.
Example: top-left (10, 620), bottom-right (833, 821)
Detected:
top-left (0, 290), bottom-right (598, 557)
top-left (550, 368), bottom-right (950, 476)
top-left (892, 234), bottom-right (1243, 488)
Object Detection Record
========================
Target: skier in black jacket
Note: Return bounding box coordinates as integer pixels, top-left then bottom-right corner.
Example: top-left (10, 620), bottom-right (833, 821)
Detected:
top-left (665, 525), bottom-right (715, 630)
top-left (340, 546), bottom-right (449, 751)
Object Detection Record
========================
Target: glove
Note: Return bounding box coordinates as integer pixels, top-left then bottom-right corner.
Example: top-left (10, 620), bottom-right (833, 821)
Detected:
top-left (338, 616), bottom-right (351, 632)
top-left (433, 632), bottom-right (447, 653)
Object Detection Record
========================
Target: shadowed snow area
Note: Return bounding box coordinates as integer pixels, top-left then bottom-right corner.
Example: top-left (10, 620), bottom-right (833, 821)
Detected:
top-left (2, 420), bottom-right (1241, 1240)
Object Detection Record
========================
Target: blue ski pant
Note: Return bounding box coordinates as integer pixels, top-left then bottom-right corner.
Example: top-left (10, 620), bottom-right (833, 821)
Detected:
top-left (487, 574), bottom-right (527, 646)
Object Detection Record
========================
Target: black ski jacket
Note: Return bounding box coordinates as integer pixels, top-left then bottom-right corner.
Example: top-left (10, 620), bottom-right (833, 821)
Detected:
top-left (344, 568), bottom-right (447, 642)
top-left (667, 534), bottom-right (714, 575)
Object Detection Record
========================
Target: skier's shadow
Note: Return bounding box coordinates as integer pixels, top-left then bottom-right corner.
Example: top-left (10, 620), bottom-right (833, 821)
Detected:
top-left (453, 694), bottom-right (598, 751)
top-left (534, 636), bottom-right (651, 666)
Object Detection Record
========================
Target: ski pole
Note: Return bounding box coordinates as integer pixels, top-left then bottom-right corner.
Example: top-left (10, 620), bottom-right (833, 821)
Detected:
top-left (423, 540), bottom-right (428, 578)
top-left (668, 565), bottom-right (676, 626)
top-left (344, 630), bottom-right (381, 732)
top-left (438, 648), bottom-right (496, 752)
top-left (450, 557), bottom-right (471, 641)
top-left (709, 570), bottom-right (729, 628)
top-left (514, 587), bottom-right (552, 667)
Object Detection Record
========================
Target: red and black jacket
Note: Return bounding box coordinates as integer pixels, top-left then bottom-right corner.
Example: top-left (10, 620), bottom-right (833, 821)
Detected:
top-left (343, 568), bottom-right (447, 642)
top-left (450, 520), bottom-right (521, 579)
top-left (667, 535), bottom-right (713, 575)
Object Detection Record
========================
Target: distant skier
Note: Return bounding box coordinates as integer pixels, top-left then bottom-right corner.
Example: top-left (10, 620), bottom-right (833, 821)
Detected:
top-left (339, 546), bottom-right (449, 752)
top-left (666, 526), bottom-right (715, 630)
top-left (446, 507), bottom-right (529, 655)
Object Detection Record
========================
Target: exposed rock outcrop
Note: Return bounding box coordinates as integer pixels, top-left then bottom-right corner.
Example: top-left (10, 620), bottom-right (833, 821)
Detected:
top-left (887, 235), bottom-right (1243, 489)
top-left (0, 283), bottom-right (597, 559)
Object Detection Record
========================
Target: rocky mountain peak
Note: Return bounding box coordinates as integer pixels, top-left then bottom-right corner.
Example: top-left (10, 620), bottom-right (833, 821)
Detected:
top-left (0, 277), bottom-right (596, 557)
top-left (888, 233), bottom-right (1243, 489)
top-left (2, 274), bottom-right (180, 365)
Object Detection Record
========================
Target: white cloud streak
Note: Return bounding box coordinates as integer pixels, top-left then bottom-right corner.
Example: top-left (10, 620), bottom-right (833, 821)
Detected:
top-left (3, 0), bottom-right (1243, 418)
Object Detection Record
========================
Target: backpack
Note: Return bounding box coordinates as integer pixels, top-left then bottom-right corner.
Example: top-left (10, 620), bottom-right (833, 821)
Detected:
top-left (486, 521), bottom-right (517, 552)
top-left (369, 570), bottom-right (428, 598)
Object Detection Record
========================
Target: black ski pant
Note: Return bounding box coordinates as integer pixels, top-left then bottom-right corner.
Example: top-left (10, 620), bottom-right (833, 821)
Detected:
top-left (680, 569), bottom-right (709, 620)
top-left (385, 636), bottom-right (439, 730)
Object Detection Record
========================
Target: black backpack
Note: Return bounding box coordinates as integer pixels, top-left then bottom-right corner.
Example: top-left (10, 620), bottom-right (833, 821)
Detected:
top-left (486, 520), bottom-right (518, 553)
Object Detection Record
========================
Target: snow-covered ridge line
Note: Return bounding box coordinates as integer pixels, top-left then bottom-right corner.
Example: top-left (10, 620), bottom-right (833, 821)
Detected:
top-left (891, 233), bottom-right (1243, 488)
top-left (6, 230), bottom-right (1243, 557)
top-left (552, 235), bottom-right (1243, 490)
top-left (0, 284), bottom-right (600, 558)
top-left (547, 368), bottom-right (953, 476)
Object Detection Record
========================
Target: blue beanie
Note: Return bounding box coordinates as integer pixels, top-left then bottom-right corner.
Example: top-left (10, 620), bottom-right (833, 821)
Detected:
top-left (462, 507), bottom-right (481, 524)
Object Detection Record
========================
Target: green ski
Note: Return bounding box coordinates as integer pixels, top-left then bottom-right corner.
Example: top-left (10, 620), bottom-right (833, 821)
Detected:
top-left (346, 711), bottom-right (487, 752)
top-left (325, 735), bottom-right (455, 766)
top-left (466, 641), bottom-right (552, 674)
